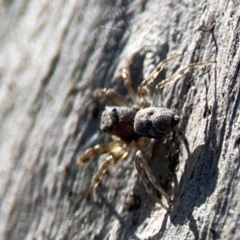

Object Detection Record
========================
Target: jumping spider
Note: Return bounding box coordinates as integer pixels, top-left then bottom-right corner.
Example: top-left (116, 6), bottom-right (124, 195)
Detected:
top-left (77, 54), bottom-right (213, 211)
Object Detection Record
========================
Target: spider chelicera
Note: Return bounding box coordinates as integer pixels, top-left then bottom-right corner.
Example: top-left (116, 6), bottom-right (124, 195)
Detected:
top-left (77, 54), bottom-right (213, 211)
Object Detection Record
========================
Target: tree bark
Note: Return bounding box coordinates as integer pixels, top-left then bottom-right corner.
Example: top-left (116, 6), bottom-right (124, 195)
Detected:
top-left (0, 0), bottom-right (239, 239)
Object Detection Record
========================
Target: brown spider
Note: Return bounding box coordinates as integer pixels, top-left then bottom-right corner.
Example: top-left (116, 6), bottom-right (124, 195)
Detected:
top-left (77, 54), bottom-right (214, 211)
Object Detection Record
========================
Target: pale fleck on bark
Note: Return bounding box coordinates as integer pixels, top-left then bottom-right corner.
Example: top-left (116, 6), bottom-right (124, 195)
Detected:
top-left (0, 0), bottom-right (239, 239)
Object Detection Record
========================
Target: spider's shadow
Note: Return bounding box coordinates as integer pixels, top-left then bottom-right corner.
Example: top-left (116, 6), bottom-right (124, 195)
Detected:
top-left (94, 131), bottom-right (182, 240)
top-left (126, 48), bottom-right (170, 95)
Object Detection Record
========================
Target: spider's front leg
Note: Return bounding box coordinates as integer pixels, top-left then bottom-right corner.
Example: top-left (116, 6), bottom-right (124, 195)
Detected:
top-left (138, 54), bottom-right (183, 102)
top-left (156, 61), bottom-right (214, 91)
top-left (153, 60), bottom-right (215, 103)
top-left (135, 150), bottom-right (172, 212)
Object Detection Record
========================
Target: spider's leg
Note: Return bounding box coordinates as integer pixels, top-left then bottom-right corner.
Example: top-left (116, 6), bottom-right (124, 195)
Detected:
top-left (138, 54), bottom-right (183, 101)
top-left (77, 141), bottom-right (123, 169)
top-left (135, 150), bottom-right (172, 212)
top-left (92, 142), bottom-right (133, 202)
top-left (94, 88), bottom-right (129, 106)
top-left (122, 67), bottom-right (141, 107)
top-left (153, 61), bottom-right (214, 103)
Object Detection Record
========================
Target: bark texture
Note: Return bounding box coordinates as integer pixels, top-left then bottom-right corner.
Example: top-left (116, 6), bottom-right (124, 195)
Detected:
top-left (0, 0), bottom-right (239, 239)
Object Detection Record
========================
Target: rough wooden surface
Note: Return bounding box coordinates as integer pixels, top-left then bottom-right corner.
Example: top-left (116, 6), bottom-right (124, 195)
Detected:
top-left (0, 0), bottom-right (239, 239)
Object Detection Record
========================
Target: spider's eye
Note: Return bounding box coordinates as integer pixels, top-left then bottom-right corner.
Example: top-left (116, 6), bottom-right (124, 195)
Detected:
top-left (134, 107), bottom-right (179, 138)
top-left (147, 110), bottom-right (154, 116)
top-left (171, 115), bottom-right (180, 127)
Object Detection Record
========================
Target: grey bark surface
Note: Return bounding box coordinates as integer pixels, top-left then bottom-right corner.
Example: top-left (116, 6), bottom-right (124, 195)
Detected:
top-left (0, 0), bottom-right (239, 239)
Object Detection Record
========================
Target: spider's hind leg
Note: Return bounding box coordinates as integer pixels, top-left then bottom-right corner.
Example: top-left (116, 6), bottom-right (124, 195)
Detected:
top-left (77, 141), bottom-right (123, 169)
top-left (121, 67), bottom-right (141, 107)
top-left (92, 142), bottom-right (133, 202)
top-left (94, 64), bottom-right (143, 107)
top-left (94, 88), bottom-right (129, 106)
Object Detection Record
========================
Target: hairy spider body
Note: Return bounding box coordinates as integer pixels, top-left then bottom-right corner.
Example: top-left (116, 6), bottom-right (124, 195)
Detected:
top-left (77, 54), bottom-right (214, 211)
top-left (100, 106), bottom-right (139, 142)
top-left (101, 106), bottom-right (179, 140)
top-left (134, 107), bottom-right (180, 138)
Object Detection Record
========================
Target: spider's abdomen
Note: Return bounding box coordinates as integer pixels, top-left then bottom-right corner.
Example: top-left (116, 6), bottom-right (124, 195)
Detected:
top-left (134, 107), bottom-right (179, 138)
top-left (100, 106), bottom-right (139, 141)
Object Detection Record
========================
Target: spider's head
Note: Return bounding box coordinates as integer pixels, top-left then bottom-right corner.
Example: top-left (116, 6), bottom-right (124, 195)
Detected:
top-left (134, 107), bottom-right (179, 139)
